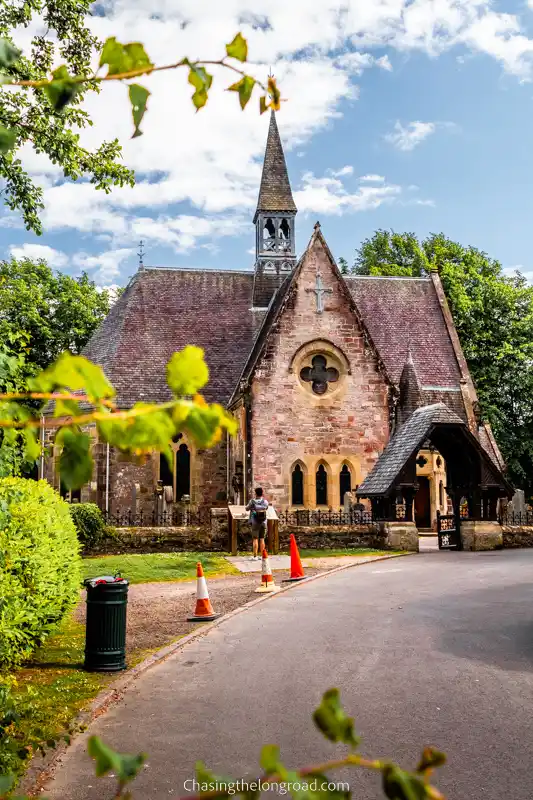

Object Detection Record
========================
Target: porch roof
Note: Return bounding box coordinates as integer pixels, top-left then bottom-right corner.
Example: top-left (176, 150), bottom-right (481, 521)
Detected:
top-left (357, 403), bottom-right (512, 498)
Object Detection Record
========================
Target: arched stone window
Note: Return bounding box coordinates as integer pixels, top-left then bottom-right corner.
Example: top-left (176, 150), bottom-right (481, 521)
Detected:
top-left (159, 453), bottom-right (173, 488)
top-left (263, 218), bottom-right (276, 250)
top-left (176, 443), bottom-right (191, 500)
top-left (439, 480), bottom-right (444, 508)
top-left (340, 464), bottom-right (352, 506)
top-left (159, 440), bottom-right (191, 501)
top-left (316, 463), bottom-right (328, 506)
top-left (291, 463), bottom-right (304, 506)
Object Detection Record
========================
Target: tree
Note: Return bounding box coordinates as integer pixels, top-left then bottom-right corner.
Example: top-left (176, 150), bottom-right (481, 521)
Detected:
top-left (0, 336), bottom-right (29, 477)
top-left (0, 15), bottom-right (280, 235)
top-left (0, 257), bottom-right (112, 374)
top-left (0, 0), bottom-right (134, 234)
top-left (349, 230), bottom-right (533, 497)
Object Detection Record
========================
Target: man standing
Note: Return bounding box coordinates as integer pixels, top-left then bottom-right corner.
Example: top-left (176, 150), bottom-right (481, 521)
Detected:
top-left (246, 487), bottom-right (269, 560)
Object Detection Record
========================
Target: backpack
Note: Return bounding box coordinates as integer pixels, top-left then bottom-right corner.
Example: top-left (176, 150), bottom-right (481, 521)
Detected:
top-left (252, 499), bottom-right (267, 523)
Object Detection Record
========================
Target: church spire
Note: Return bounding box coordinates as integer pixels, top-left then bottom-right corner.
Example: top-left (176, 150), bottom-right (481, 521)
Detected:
top-left (253, 112), bottom-right (297, 307)
top-left (254, 111), bottom-right (297, 222)
top-left (397, 346), bottom-right (422, 427)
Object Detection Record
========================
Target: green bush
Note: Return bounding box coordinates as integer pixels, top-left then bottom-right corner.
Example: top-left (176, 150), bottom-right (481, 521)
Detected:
top-left (0, 478), bottom-right (81, 669)
top-left (69, 502), bottom-right (106, 549)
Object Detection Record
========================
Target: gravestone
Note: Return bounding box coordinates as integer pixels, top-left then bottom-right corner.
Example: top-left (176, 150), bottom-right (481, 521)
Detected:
top-left (508, 489), bottom-right (526, 516)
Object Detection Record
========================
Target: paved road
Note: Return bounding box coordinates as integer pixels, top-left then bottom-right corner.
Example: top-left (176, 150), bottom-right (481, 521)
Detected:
top-left (44, 550), bottom-right (533, 800)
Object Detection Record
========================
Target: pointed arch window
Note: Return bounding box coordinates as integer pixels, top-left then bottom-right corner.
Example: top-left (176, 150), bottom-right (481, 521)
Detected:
top-left (316, 463), bottom-right (328, 506)
top-left (263, 218), bottom-right (276, 251)
top-left (176, 443), bottom-right (191, 500)
top-left (291, 463), bottom-right (304, 506)
top-left (439, 480), bottom-right (444, 508)
top-left (159, 441), bottom-right (191, 501)
top-left (340, 464), bottom-right (352, 506)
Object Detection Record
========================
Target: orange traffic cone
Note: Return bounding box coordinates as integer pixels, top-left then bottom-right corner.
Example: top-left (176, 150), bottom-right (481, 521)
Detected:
top-left (283, 534), bottom-right (306, 582)
top-left (255, 549), bottom-right (280, 593)
top-left (187, 562), bottom-right (220, 621)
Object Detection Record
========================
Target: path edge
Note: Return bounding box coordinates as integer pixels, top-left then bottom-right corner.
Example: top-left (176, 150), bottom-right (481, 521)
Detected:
top-left (22, 552), bottom-right (413, 796)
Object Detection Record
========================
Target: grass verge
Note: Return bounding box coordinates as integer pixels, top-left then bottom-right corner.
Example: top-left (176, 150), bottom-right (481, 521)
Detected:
top-left (82, 551), bottom-right (239, 584)
top-left (2, 617), bottom-right (111, 781)
top-left (298, 548), bottom-right (402, 558)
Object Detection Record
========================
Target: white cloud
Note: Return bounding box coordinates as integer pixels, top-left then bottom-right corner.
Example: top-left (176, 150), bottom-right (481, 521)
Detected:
top-left (412, 198), bottom-right (436, 207)
top-left (384, 121), bottom-right (437, 151)
top-left (8, 243), bottom-right (68, 268)
top-left (73, 248), bottom-right (135, 285)
top-left (8, 0), bottom-right (533, 259)
top-left (295, 170), bottom-right (401, 214)
top-left (359, 174), bottom-right (386, 183)
top-left (334, 51), bottom-right (394, 75)
top-left (329, 165), bottom-right (354, 177)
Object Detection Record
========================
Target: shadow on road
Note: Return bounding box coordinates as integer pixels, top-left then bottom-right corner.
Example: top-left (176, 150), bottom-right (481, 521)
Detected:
top-left (421, 579), bottom-right (533, 671)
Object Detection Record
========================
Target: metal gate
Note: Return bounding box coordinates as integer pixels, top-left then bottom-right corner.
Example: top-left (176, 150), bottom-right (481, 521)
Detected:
top-left (436, 510), bottom-right (462, 550)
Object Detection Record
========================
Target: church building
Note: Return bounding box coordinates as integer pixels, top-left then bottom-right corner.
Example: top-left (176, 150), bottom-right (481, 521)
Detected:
top-left (45, 112), bottom-right (510, 533)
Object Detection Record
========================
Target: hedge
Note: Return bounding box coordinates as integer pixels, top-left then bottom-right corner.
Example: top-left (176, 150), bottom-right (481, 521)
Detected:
top-left (69, 502), bottom-right (107, 549)
top-left (0, 478), bottom-right (81, 669)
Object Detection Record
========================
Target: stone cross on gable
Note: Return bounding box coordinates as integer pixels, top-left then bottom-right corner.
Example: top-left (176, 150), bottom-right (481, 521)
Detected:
top-left (306, 270), bottom-right (332, 314)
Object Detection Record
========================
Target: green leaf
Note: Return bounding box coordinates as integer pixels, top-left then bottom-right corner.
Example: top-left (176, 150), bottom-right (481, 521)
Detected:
top-left (99, 38), bottom-right (153, 77)
top-left (22, 428), bottom-right (40, 464)
top-left (227, 76), bottom-right (255, 110)
top-left (0, 125), bottom-right (16, 153)
top-left (184, 402), bottom-right (236, 447)
top-left (259, 95), bottom-right (268, 115)
top-left (88, 736), bottom-right (146, 784)
top-left (0, 773), bottom-right (14, 795)
top-left (56, 427), bottom-right (93, 490)
top-left (54, 398), bottom-right (82, 418)
top-left (382, 765), bottom-right (429, 800)
top-left (188, 66), bottom-right (213, 111)
top-left (166, 346), bottom-right (209, 396)
top-left (298, 772), bottom-right (351, 800)
top-left (0, 38), bottom-right (21, 68)
top-left (129, 84), bottom-right (150, 138)
top-left (226, 33), bottom-right (248, 62)
top-left (29, 353), bottom-right (115, 403)
top-left (43, 65), bottom-right (78, 111)
top-left (195, 761), bottom-right (233, 796)
top-left (260, 744), bottom-right (280, 774)
top-left (416, 747), bottom-right (446, 773)
top-left (312, 689), bottom-right (360, 748)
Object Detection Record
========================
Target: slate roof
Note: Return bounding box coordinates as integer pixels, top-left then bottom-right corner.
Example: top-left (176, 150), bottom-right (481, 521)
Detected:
top-left (83, 268), bottom-right (255, 407)
top-left (357, 403), bottom-right (467, 496)
top-left (254, 112), bottom-right (297, 219)
top-left (346, 276), bottom-right (462, 388)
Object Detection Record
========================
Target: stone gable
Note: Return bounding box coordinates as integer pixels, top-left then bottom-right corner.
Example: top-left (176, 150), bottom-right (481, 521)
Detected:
top-left (250, 232), bottom-right (391, 508)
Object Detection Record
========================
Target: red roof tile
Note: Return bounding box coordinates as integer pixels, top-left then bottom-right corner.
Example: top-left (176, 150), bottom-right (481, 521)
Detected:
top-left (346, 276), bottom-right (462, 388)
top-left (83, 268), bottom-right (255, 407)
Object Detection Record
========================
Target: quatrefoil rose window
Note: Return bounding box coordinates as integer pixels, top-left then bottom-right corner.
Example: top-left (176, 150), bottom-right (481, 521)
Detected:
top-left (300, 354), bottom-right (340, 395)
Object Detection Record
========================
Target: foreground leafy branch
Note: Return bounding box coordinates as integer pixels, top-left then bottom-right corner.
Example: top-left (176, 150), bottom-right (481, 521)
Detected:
top-left (0, 689), bottom-right (447, 799)
top-left (0, 346), bottom-right (237, 489)
top-left (0, 31), bottom-right (281, 149)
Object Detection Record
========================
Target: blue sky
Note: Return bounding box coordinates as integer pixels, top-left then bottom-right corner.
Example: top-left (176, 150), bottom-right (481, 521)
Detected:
top-left (4, 0), bottom-right (533, 287)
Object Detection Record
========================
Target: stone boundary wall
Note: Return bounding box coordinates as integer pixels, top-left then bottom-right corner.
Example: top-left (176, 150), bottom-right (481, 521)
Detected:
top-left (502, 526), bottom-right (533, 548)
top-left (85, 515), bottom-right (391, 555)
top-left (277, 525), bottom-right (386, 551)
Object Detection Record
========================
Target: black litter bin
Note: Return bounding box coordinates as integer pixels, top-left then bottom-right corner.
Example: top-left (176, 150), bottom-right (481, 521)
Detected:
top-left (84, 573), bottom-right (129, 672)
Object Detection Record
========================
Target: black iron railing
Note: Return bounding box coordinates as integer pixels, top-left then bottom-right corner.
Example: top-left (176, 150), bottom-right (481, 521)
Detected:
top-left (498, 511), bottom-right (533, 526)
top-left (103, 508), bottom-right (212, 528)
top-left (277, 509), bottom-right (374, 526)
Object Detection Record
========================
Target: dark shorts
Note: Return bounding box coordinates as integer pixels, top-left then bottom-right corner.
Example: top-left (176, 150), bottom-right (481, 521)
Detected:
top-left (251, 521), bottom-right (267, 539)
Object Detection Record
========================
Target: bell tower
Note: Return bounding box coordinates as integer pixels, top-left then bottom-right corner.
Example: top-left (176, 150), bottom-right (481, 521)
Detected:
top-left (253, 111), bottom-right (297, 307)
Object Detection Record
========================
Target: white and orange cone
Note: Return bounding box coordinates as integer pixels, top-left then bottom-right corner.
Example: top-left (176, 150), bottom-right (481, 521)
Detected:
top-left (255, 549), bottom-right (280, 594)
top-left (187, 562), bottom-right (220, 621)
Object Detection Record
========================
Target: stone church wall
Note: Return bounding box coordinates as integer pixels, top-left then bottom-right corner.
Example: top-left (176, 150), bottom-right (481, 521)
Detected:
top-left (250, 237), bottom-right (391, 509)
